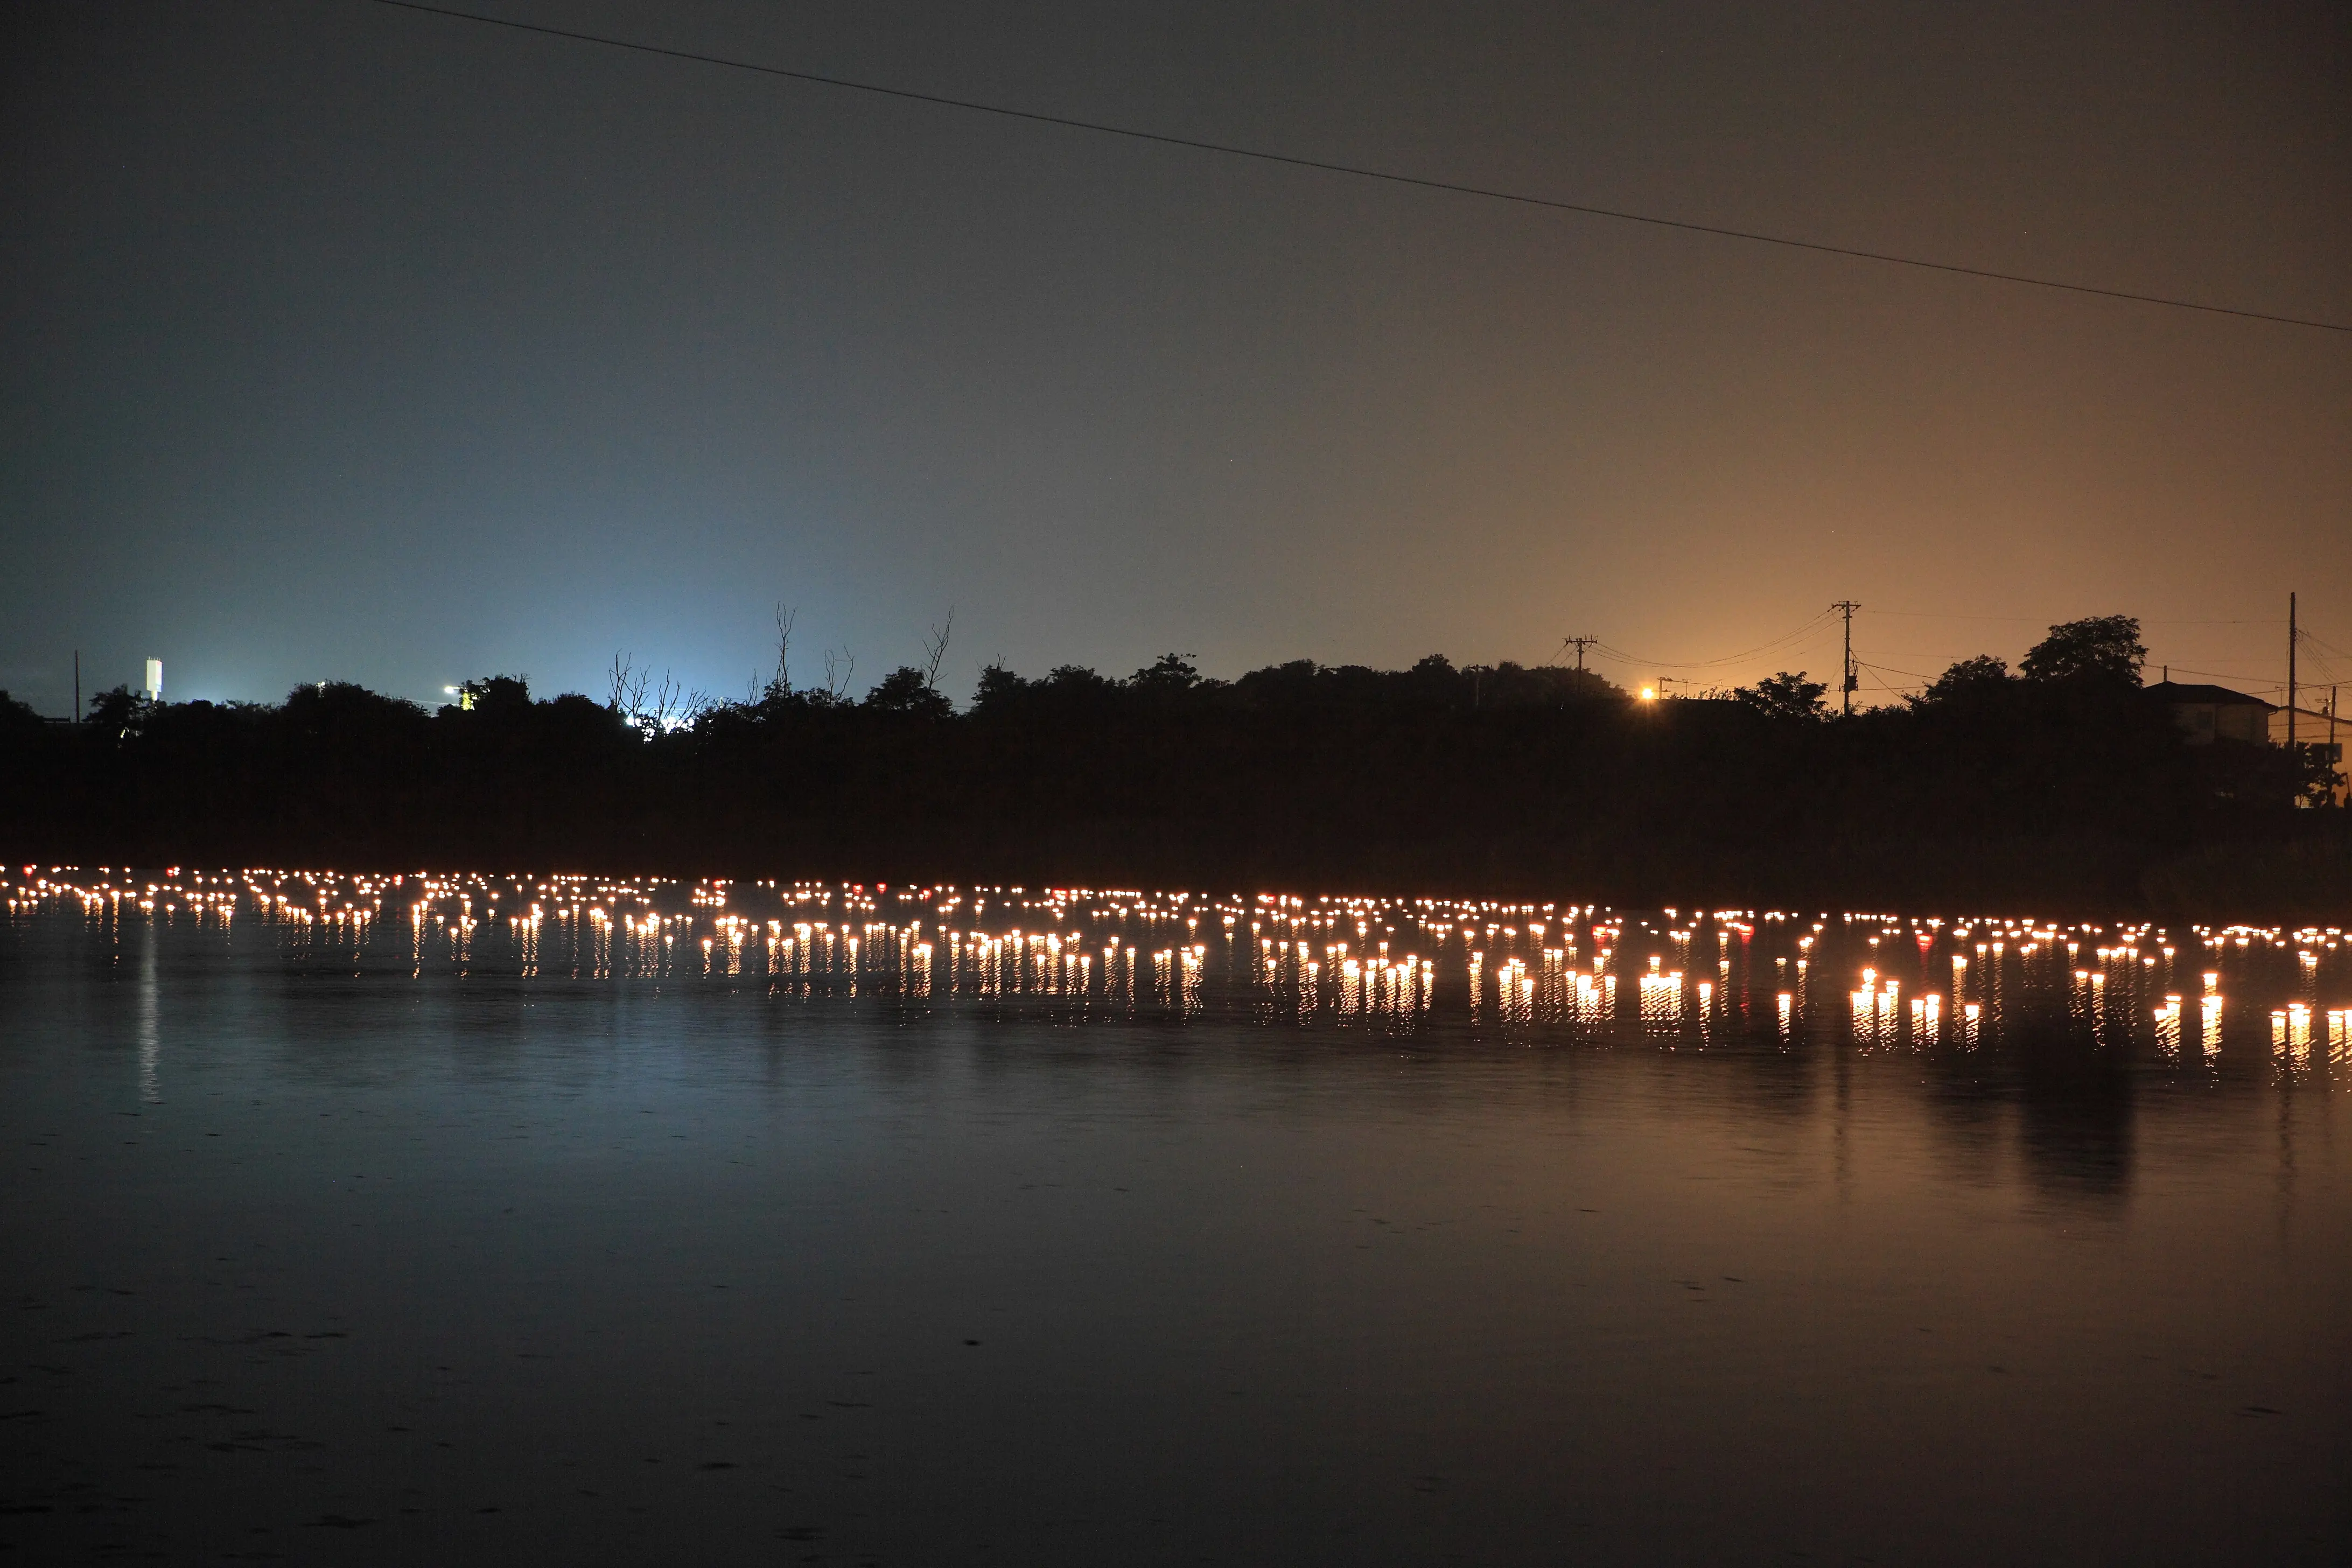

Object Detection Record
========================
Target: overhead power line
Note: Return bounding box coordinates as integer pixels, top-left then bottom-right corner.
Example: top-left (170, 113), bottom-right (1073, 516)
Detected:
top-left (1591, 612), bottom-right (1835, 671)
top-left (2299, 627), bottom-right (2352, 662)
top-left (1866, 608), bottom-right (2286, 626)
top-left (2295, 637), bottom-right (2346, 685)
top-left (365, 0), bottom-right (2350, 335)
top-left (2164, 663), bottom-right (2286, 689)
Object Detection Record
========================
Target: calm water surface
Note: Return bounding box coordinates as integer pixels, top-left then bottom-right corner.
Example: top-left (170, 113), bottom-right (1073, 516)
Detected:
top-left (2, 873), bottom-right (2348, 1564)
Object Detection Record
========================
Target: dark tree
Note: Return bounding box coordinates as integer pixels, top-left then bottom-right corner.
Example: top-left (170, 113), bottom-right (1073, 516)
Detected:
top-left (971, 662), bottom-right (1024, 713)
top-left (0, 690), bottom-right (47, 737)
top-left (449, 675), bottom-right (533, 717)
top-left (1916, 655), bottom-right (2014, 704)
top-left (1131, 653), bottom-right (1202, 690)
top-left (1732, 671), bottom-right (1829, 722)
top-left (2021, 617), bottom-right (2145, 687)
top-left (2191, 737), bottom-right (2340, 808)
top-left (284, 681), bottom-right (426, 728)
top-left (865, 666), bottom-right (953, 719)
top-left (85, 685), bottom-right (143, 736)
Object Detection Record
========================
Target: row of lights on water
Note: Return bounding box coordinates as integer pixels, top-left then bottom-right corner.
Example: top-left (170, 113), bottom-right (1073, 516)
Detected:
top-left (6, 869), bottom-right (2348, 1060)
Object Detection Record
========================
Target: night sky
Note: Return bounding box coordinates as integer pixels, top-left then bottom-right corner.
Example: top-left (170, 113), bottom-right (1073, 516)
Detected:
top-left (4, 0), bottom-right (2346, 715)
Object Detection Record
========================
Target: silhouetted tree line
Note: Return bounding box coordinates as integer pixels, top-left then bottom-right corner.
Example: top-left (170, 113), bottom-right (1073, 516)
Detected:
top-left (2, 617), bottom-right (2341, 914)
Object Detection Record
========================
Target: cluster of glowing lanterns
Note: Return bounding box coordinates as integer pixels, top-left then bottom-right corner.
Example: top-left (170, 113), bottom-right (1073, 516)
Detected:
top-left (6, 869), bottom-right (2349, 1062)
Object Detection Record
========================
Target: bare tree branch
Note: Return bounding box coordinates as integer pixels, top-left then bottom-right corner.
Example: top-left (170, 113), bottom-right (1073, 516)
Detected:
top-left (649, 670), bottom-right (682, 731)
top-left (823, 646), bottom-right (856, 701)
top-left (920, 609), bottom-right (955, 692)
top-left (769, 603), bottom-right (797, 697)
top-left (608, 653), bottom-right (650, 725)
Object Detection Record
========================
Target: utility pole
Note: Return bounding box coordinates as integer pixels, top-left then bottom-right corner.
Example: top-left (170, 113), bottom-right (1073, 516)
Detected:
top-left (1560, 635), bottom-right (1598, 673)
top-left (2288, 592), bottom-right (2297, 750)
top-left (73, 650), bottom-right (81, 724)
top-left (1831, 601), bottom-right (1861, 715)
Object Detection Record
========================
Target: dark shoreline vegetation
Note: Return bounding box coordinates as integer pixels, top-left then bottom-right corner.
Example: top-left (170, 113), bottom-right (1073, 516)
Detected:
top-left (3, 617), bottom-right (2343, 916)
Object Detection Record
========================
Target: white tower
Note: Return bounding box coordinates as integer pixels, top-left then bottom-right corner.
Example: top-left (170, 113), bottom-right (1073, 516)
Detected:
top-left (144, 659), bottom-right (162, 701)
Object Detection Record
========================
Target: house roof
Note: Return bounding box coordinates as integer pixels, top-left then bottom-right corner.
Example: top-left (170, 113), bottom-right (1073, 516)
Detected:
top-left (2145, 680), bottom-right (2275, 710)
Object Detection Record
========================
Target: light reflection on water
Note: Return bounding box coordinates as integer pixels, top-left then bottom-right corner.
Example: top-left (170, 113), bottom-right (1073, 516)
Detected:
top-left (1, 870), bottom-right (2349, 1564)
top-left (11, 871), bottom-right (2350, 1067)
